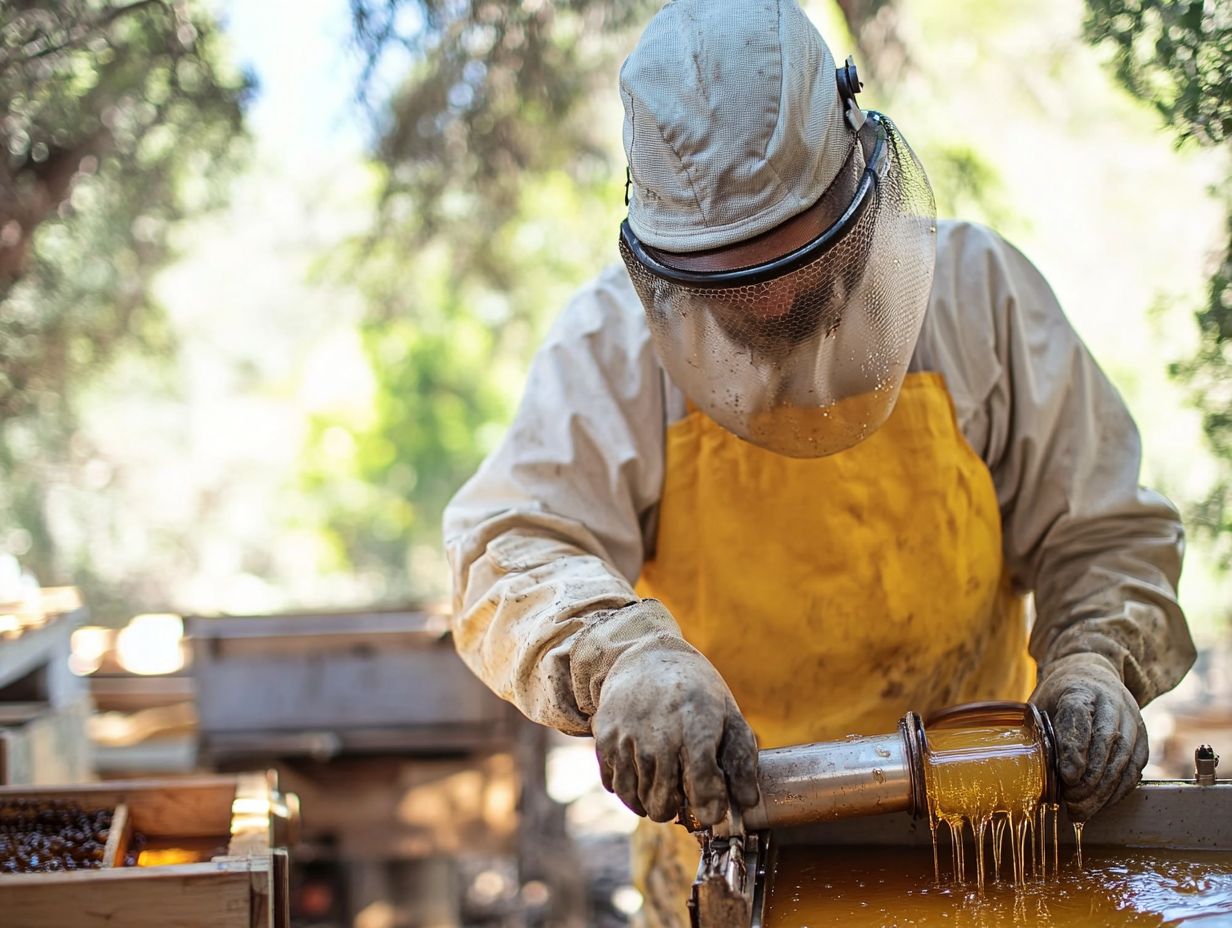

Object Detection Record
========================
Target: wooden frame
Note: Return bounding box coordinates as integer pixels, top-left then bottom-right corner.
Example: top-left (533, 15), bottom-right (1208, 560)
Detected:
top-left (0, 592), bottom-right (87, 709)
top-left (0, 699), bottom-right (92, 785)
top-left (0, 774), bottom-right (288, 928)
top-left (187, 610), bottom-right (512, 751)
top-left (0, 594), bottom-right (91, 787)
top-left (101, 802), bottom-right (131, 867)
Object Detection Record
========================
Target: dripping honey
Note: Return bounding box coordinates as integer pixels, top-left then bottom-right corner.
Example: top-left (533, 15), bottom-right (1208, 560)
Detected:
top-left (764, 719), bottom-right (1231, 926)
top-left (764, 845), bottom-right (1232, 927)
top-left (923, 722), bottom-right (1050, 888)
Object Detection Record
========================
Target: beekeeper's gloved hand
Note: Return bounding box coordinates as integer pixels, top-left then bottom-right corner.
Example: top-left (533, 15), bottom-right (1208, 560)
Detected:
top-left (1031, 653), bottom-right (1148, 822)
top-left (584, 602), bottom-right (760, 825)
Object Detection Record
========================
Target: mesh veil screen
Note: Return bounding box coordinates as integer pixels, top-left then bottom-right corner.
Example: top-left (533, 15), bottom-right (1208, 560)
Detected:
top-left (621, 116), bottom-right (937, 458)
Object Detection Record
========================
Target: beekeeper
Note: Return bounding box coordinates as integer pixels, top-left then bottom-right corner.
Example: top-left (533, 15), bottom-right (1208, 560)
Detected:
top-left (443, 1), bottom-right (1196, 923)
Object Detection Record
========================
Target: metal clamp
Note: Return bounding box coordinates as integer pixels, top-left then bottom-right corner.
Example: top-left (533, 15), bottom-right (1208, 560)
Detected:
top-left (836, 55), bottom-right (866, 131)
top-left (1196, 745), bottom-right (1220, 785)
top-left (689, 806), bottom-right (759, 928)
top-left (901, 711), bottom-right (927, 817)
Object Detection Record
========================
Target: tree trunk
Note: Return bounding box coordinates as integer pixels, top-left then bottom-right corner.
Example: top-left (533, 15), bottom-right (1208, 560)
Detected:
top-left (833, 0), bottom-right (910, 88)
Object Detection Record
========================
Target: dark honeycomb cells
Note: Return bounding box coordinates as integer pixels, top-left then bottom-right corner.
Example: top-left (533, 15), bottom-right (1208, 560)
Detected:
top-left (0, 799), bottom-right (145, 873)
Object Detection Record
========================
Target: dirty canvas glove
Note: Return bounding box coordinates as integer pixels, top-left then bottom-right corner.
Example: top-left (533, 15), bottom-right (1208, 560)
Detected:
top-left (1031, 653), bottom-right (1148, 822)
top-left (584, 602), bottom-right (760, 826)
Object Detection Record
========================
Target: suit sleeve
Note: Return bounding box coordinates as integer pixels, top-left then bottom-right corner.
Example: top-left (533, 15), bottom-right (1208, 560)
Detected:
top-left (973, 230), bottom-right (1196, 705)
top-left (443, 268), bottom-right (676, 734)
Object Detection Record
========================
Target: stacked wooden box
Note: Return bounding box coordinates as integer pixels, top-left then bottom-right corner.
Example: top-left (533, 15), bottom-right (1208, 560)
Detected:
top-left (188, 609), bottom-right (515, 763)
top-left (0, 773), bottom-right (292, 928)
top-left (0, 590), bottom-right (91, 785)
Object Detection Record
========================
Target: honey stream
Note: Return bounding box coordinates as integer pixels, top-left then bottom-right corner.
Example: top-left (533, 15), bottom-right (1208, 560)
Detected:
top-left (763, 722), bottom-right (1232, 926)
top-left (922, 723), bottom-right (1052, 890)
top-left (764, 846), bottom-right (1232, 927)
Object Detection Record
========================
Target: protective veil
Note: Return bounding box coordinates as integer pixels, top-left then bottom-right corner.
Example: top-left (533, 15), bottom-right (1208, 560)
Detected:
top-left (620, 113), bottom-right (937, 458)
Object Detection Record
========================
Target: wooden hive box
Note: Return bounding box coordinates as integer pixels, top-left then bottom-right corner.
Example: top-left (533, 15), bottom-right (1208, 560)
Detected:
top-left (0, 588), bottom-right (89, 711)
top-left (0, 773), bottom-right (291, 928)
top-left (0, 699), bottom-right (93, 786)
top-left (0, 589), bottom-right (92, 787)
top-left (187, 610), bottom-right (514, 761)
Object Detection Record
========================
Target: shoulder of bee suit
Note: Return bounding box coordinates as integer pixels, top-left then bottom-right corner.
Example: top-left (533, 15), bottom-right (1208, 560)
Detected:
top-left (541, 262), bottom-right (656, 374)
top-left (442, 261), bottom-right (666, 585)
top-left (529, 261), bottom-right (673, 453)
top-left (912, 219), bottom-right (1048, 460)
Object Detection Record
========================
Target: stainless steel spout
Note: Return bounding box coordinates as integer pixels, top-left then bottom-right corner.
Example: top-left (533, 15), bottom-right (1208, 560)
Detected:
top-left (686, 702), bottom-right (1056, 835)
top-left (743, 731), bottom-right (915, 830)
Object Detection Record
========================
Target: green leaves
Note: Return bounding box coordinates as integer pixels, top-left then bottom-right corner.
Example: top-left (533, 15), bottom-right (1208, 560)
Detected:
top-left (1083, 0), bottom-right (1231, 146)
top-left (1086, 0), bottom-right (1232, 561)
top-left (0, 0), bottom-right (248, 583)
top-left (1170, 203), bottom-right (1232, 562)
top-left (350, 0), bottom-right (653, 290)
top-left (287, 1), bottom-right (645, 595)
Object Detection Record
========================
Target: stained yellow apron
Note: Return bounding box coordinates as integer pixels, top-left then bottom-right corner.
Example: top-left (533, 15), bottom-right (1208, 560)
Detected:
top-left (630, 372), bottom-right (1034, 928)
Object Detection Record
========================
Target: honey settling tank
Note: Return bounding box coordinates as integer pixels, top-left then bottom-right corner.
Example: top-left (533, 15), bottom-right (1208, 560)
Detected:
top-left (686, 702), bottom-right (1232, 928)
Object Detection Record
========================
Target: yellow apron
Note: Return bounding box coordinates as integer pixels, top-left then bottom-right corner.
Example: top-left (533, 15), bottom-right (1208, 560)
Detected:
top-left (630, 372), bottom-right (1034, 928)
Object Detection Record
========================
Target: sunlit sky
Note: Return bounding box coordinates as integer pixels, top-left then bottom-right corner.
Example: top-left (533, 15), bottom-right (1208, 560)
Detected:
top-left (216, 0), bottom-right (368, 156)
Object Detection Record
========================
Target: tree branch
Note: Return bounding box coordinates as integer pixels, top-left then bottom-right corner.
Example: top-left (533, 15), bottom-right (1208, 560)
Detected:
top-left (12, 0), bottom-right (170, 69)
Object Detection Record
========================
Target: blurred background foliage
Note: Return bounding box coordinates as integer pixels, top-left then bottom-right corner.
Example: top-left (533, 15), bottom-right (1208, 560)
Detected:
top-left (0, 0), bottom-right (249, 614)
top-left (0, 0), bottom-right (1229, 638)
top-left (1099, 0), bottom-right (1232, 566)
